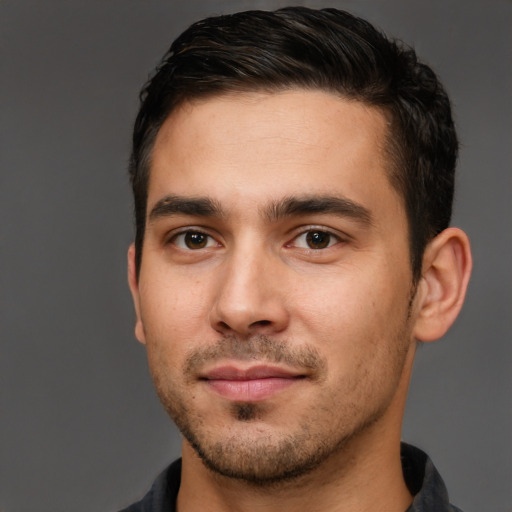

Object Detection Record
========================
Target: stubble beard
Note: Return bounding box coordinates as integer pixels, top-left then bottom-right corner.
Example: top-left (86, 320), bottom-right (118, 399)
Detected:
top-left (150, 330), bottom-right (412, 487)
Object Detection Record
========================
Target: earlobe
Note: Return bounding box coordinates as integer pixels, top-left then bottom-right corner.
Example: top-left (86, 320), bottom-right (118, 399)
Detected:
top-left (413, 228), bottom-right (472, 342)
top-left (127, 244), bottom-right (146, 344)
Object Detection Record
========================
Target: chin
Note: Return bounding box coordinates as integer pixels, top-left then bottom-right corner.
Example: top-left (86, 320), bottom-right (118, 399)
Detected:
top-left (184, 426), bottom-right (330, 485)
top-left (173, 401), bottom-right (383, 487)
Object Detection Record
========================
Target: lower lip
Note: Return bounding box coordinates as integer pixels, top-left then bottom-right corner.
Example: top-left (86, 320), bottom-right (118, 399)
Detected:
top-left (205, 377), bottom-right (299, 401)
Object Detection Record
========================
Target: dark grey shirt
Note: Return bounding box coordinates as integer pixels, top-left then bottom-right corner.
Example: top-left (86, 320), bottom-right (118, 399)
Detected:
top-left (119, 443), bottom-right (462, 512)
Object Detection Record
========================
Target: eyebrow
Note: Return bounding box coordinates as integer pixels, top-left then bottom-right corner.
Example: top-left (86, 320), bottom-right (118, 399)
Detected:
top-left (148, 195), bottom-right (224, 222)
top-left (265, 195), bottom-right (372, 226)
top-left (148, 193), bottom-right (372, 226)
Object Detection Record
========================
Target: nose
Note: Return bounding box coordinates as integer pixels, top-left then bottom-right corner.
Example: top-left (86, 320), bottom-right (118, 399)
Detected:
top-left (209, 246), bottom-right (290, 337)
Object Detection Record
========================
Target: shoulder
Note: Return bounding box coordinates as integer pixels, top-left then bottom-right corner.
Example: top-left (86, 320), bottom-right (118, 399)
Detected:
top-left (117, 459), bottom-right (182, 512)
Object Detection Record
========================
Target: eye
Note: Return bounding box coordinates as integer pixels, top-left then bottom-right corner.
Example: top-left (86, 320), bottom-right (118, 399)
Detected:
top-left (291, 229), bottom-right (341, 250)
top-left (171, 231), bottom-right (218, 250)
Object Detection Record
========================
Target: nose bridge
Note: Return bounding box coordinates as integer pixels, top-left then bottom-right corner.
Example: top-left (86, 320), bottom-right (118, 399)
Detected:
top-left (211, 236), bottom-right (287, 335)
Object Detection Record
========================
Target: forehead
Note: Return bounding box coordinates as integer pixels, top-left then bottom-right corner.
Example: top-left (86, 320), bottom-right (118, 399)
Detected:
top-left (149, 90), bottom-right (402, 219)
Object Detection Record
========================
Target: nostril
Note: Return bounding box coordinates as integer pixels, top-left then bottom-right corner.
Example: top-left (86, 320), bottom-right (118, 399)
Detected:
top-left (214, 318), bottom-right (273, 335)
top-left (250, 320), bottom-right (271, 328)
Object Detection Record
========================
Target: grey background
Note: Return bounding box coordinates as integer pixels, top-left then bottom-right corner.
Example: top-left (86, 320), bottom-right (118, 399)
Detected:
top-left (1, 1), bottom-right (510, 511)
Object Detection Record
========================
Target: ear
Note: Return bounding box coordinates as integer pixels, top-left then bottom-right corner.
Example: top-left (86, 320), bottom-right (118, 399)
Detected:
top-left (413, 227), bottom-right (472, 342)
top-left (127, 243), bottom-right (146, 344)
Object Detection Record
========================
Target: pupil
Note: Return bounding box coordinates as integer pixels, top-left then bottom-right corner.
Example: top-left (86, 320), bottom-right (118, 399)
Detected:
top-left (185, 232), bottom-right (207, 249)
top-left (306, 231), bottom-right (330, 249)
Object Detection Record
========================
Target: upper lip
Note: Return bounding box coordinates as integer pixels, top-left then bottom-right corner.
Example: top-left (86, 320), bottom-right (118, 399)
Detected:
top-left (201, 364), bottom-right (304, 381)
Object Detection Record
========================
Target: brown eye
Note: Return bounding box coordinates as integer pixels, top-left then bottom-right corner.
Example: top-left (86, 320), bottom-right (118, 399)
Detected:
top-left (185, 232), bottom-right (208, 249)
top-left (305, 230), bottom-right (331, 249)
top-left (289, 229), bottom-right (340, 250)
top-left (172, 231), bottom-right (217, 250)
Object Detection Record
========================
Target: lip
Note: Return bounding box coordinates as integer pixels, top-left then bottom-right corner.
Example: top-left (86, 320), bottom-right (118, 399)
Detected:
top-left (200, 365), bottom-right (305, 402)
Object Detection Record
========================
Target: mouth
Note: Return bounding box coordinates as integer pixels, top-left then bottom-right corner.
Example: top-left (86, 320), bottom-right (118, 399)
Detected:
top-left (199, 364), bottom-right (307, 402)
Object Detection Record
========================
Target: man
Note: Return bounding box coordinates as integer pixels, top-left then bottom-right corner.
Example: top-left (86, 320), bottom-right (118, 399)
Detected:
top-left (123, 7), bottom-right (472, 512)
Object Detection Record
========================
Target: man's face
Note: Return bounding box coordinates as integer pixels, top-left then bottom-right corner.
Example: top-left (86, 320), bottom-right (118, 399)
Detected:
top-left (129, 90), bottom-right (418, 483)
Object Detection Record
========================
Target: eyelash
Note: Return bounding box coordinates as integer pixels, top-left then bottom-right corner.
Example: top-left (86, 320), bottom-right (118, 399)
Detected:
top-left (167, 226), bottom-right (344, 251)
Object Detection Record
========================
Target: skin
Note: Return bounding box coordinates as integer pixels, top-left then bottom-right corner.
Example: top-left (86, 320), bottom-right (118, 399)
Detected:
top-left (128, 90), bottom-right (472, 512)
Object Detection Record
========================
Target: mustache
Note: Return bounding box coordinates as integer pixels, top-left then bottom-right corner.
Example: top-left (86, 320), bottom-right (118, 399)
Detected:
top-left (183, 335), bottom-right (327, 379)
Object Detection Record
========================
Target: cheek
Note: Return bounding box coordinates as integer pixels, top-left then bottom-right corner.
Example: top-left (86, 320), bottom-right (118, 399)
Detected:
top-left (290, 267), bottom-right (387, 334)
top-left (289, 263), bottom-right (411, 364)
top-left (140, 266), bottom-right (213, 330)
top-left (138, 271), bottom-right (216, 376)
